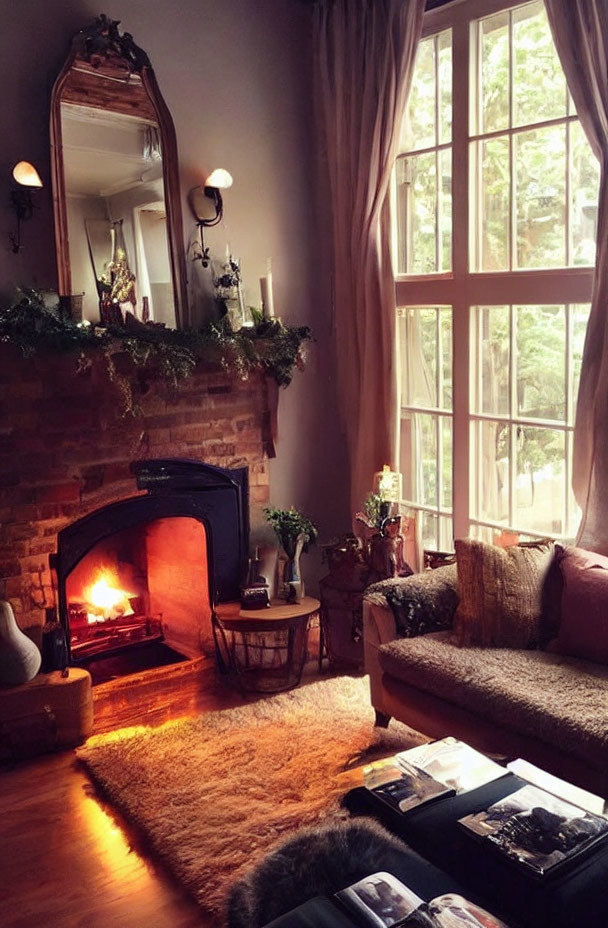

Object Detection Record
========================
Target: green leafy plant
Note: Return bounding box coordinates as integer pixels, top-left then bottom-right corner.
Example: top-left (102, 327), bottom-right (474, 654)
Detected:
top-left (363, 493), bottom-right (385, 529)
top-left (0, 290), bottom-right (312, 414)
top-left (263, 506), bottom-right (318, 558)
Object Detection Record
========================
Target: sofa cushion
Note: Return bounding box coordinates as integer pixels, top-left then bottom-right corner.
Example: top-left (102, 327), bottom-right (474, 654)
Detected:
top-left (453, 538), bottom-right (554, 648)
top-left (551, 545), bottom-right (608, 664)
top-left (378, 632), bottom-right (608, 768)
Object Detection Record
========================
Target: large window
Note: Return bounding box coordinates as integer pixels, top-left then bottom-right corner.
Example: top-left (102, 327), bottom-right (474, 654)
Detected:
top-left (396, 0), bottom-right (598, 550)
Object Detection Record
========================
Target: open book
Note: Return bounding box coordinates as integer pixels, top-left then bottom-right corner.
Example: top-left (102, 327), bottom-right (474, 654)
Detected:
top-left (364, 738), bottom-right (506, 814)
top-left (459, 784), bottom-right (608, 877)
top-left (336, 872), bottom-right (509, 928)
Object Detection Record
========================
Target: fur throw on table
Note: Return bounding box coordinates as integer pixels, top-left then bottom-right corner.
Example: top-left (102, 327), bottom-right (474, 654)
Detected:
top-left (226, 817), bottom-right (412, 928)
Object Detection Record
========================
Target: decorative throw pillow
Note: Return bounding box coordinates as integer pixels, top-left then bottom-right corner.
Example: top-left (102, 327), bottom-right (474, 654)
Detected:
top-left (453, 538), bottom-right (555, 649)
top-left (549, 546), bottom-right (608, 664)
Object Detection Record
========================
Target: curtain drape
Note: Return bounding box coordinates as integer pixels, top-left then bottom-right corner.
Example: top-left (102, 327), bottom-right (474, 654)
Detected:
top-left (544, 0), bottom-right (608, 550)
top-left (314, 0), bottom-right (425, 513)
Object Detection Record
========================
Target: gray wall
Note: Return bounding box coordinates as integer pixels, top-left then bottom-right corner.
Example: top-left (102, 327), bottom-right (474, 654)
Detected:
top-left (0, 0), bottom-right (349, 587)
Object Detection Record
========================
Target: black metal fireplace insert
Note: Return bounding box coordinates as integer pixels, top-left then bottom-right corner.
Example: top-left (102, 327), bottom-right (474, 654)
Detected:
top-left (50, 458), bottom-right (249, 664)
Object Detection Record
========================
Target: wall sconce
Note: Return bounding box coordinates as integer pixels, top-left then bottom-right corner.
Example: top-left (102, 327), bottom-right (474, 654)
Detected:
top-left (10, 161), bottom-right (43, 254)
top-left (188, 168), bottom-right (233, 268)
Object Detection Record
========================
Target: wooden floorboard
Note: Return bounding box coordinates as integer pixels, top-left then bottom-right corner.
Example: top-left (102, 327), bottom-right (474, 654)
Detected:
top-left (0, 750), bottom-right (213, 928)
top-left (0, 658), bottom-right (326, 927)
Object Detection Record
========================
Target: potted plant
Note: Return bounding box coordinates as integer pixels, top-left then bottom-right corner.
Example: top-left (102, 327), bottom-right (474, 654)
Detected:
top-left (264, 506), bottom-right (318, 602)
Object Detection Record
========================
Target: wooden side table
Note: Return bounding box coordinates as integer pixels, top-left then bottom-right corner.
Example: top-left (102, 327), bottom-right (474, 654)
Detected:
top-left (213, 596), bottom-right (320, 693)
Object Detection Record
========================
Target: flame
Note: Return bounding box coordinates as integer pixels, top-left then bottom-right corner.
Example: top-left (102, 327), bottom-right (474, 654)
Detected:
top-left (83, 569), bottom-right (134, 623)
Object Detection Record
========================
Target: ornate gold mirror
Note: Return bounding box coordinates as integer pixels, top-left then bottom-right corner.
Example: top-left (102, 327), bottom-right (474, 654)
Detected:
top-left (50, 15), bottom-right (187, 327)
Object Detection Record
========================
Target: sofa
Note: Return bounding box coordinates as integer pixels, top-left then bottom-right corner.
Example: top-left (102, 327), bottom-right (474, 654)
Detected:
top-left (363, 563), bottom-right (608, 797)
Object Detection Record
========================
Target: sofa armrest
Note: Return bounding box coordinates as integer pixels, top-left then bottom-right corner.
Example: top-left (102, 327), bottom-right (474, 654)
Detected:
top-left (362, 565), bottom-right (458, 720)
top-left (365, 563), bottom-right (459, 639)
top-left (363, 598), bottom-right (398, 718)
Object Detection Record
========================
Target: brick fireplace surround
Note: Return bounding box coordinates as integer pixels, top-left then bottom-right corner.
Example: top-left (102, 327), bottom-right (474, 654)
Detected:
top-left (0, 344), bottom-right (273, 646)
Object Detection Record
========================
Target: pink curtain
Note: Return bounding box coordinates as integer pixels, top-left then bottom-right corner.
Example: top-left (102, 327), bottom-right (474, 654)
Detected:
top-left (314, 0), bottom-right (425, 513)
top-left (544, 0), bottom-right (608, 550)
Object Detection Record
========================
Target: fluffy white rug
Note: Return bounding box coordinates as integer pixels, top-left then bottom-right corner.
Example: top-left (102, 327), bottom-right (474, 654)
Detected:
top-left (78, 675), bottom-right (425, 920)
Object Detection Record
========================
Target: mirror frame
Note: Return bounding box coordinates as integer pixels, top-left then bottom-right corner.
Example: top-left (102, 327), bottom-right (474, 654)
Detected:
top-left (50, 15), bottom-right (188, 328)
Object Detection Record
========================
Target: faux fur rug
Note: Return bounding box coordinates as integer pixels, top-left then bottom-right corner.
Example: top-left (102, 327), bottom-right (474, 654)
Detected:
top-left (78, 675), bottom-right (425, 921)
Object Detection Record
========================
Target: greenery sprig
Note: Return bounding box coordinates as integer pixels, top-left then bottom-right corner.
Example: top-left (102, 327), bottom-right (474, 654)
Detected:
top-left (0, 290), bottom-right (312, 414)
top-left (264, 506), bottom-right (318, 557)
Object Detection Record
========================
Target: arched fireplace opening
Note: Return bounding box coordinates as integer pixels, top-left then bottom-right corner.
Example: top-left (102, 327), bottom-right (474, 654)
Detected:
top-left (51, 459), bottom-right (249, 683)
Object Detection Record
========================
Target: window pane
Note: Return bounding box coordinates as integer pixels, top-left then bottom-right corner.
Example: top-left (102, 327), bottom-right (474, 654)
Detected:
top-left (479, 137), bottom-right (510, 271)
top-left (401, 308), bottom-right (436, 407)
top-left (420, 414), bottom-right (438, 507)
top-left (438, 30), bottom-right (452, 145)
top-left (567, 438), bottom-right (581, 540)
top-left (512, 1), bottom-right (567, 127)
top-left (399, 413), bottom-right (440, 509)
top-left (440, 148), bottom-right (452, 272)
top-left (570, 120), bottom-right (599, 267)
top-left (404, 153), bottom-right (438, 274)
top-left (515, 427), bottom-right (565, 535)
top-left (441, 416), bottom-right (452, 510)
top-left (480, 10), bottom-right (509, 134)
top-left (440, 310), bottom-right (452, 409)
top-left (438, 516), bottom-right (454, 552)
top-left (422, 511), bottom-right (439, 552)
top-left (515, 125), bottom-right (566, 268)
top-left (402, 37), bottom-right (436, 151)
top-left (571, 304), bottom-right (590, 419)
top-left (474, 419), bottom-right (510, 525)
top-left (516, 305), bottom-right (565, 421)
top-left (476, 305), bottom-right (510, 416)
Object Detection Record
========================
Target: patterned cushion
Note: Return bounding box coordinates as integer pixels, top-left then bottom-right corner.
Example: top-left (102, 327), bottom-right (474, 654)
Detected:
top-left (366, 564), bottom-right (458, 639)
top-left (453, 538), bottom-right (554, 648)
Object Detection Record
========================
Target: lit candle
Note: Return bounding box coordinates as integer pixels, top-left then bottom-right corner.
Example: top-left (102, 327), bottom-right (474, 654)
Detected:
top-left (260, 273), bottom-right (274, 319)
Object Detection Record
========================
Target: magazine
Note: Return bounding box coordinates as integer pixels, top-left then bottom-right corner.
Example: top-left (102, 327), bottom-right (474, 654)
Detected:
top-left (363, 757), bottom-right (454, 814)
top-left (396, 738), bottom-right (507, 794)
top-left (335, 871), bottom-right (509, 928)
top-left (459, 784), bottom-right (608, 876)
top-left (364, 738), bottom-right (506, 814)
top-left (506, 758), bottom-right (606, 816)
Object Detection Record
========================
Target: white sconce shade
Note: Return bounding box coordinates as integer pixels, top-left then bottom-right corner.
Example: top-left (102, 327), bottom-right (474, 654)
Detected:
top-left (12, 161), bottom-right (43, 188)
top-left (204, 168), bottom-right (233, 190)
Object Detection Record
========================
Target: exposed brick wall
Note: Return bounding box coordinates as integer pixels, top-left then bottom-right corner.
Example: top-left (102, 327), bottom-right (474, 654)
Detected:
top-left (0, 345), bottom-right (272, 639)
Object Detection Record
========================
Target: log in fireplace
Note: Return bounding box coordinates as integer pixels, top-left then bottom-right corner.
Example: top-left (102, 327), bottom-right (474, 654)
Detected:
top-left (50, 459), bottom-right (249, 667)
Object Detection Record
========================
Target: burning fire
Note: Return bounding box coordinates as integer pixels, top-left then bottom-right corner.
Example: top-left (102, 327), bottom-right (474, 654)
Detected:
top-left (84, 569), bottom-right (134, 624)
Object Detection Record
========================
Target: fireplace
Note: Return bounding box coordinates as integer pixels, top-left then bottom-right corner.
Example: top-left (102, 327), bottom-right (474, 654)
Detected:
top-left (51, 459), bottom-right (249, 668)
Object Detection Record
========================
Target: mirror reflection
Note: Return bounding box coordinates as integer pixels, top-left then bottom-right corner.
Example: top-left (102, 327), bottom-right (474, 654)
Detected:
top-left (61, 101), bottom-right (174, 325)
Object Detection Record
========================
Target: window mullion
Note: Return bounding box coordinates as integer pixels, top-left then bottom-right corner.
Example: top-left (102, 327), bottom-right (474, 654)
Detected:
top-left (508, 8), bottom-right (515, 271)
top-left (451, 16), bottom-right (470, 541)
top-left (566, 121), bottom-right (572, 266)
top-left (509, 305), bottom-right (517, 528)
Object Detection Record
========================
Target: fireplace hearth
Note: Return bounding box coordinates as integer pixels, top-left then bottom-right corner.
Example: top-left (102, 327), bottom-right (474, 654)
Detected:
top-left (51, 459), bottom-right (249, 670)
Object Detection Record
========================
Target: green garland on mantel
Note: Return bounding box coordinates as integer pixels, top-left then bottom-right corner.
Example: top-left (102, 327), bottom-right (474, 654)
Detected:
top-left (0, 290), bottom-right (312, 414)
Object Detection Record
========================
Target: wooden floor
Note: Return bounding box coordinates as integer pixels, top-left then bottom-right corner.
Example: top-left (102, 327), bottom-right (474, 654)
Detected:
top-left (0, 657), bottom-right (324, 928)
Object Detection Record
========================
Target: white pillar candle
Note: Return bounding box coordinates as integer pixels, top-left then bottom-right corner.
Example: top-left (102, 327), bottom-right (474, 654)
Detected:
top-left (260, 273), bottom-right (275, 318)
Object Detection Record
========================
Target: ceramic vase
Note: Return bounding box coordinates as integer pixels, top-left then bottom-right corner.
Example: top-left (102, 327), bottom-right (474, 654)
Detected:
top-left (281, 532), bottom-right (307, 603)
top-left (0, 600), bottom-right (41, 687)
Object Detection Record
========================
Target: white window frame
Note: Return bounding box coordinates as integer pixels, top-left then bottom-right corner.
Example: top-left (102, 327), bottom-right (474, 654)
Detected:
top-left (395, 0), bottom-right (594, 543)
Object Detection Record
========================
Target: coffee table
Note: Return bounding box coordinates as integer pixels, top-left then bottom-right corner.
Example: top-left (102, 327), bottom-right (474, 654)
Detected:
top-left (213, 596), bottom-right (320, 693)
top-left (344, 770), bottom-right (608, 928)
